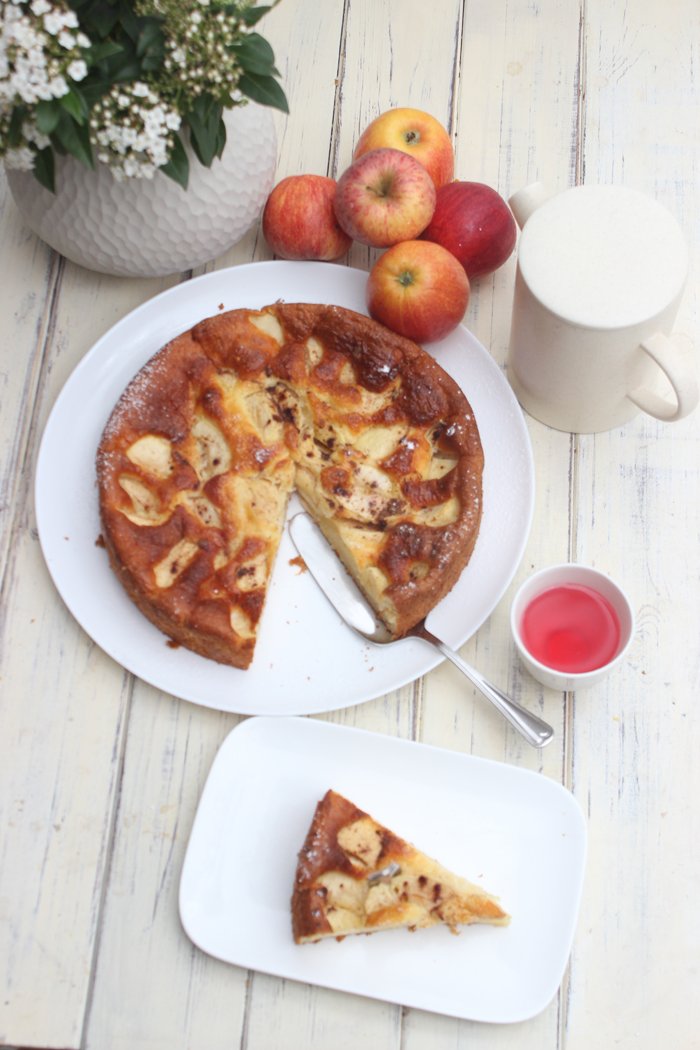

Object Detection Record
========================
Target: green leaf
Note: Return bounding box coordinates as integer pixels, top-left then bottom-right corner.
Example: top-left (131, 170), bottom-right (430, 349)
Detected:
top-left (78, 79), bottom-right (112, 108)
top-left (215, 116), bottom-right (227, 159)
top-left (191, 92), bottom-right (219, 122)
top-left (188, 123), bottom-right (217, 168)
top-left (81, 45), bottom-right (139, 88)
top-left (83, 40), bottom-right (124, 64)
top-left (112, 60), bottom-right (146, 84)
top-left (8, 106), bottom-right (26, 147)
top-left (115, 3), bottom-right (144, 42)
top-left (35, 101), bottom-right (61, 136)
top-left (161, 134), bottom-right (189, 189)
top-left (141, 53), bottom-right (164, 73)
top-left (51, 112), bottom-right (94, 170)
top-left (81, 1), bottom-right (120, 38)
top-left (60, 89), bottom-right (90, 125)
top-left (186, 96), bottom-right (224, 168)
top-left (240, 4), bottom-right (274, 27)
top-left (33, 148), bottom-right (55, 192)
top-left (136, 20), bottom-right (164, 61)
top-left (238, 72), bottom-right (289, 113)
top-left (232, 33), bottom-right (277, 75)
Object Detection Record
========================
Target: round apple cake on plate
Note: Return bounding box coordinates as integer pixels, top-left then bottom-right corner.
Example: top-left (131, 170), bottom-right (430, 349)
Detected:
top-left (96, 302), bottom-right (483, 669)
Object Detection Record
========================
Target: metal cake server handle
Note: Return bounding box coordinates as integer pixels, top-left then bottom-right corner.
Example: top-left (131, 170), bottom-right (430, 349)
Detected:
top-left (289, 513), bottom-right (554, 749)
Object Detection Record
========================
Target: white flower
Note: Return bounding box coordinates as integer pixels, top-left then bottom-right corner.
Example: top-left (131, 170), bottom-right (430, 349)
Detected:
top-left (10, 18), bottom-right (39, 51)
top-left (67, 59), bottom-right (87, 81)
top-left (1, 0), bottom-right (263, 183)
top-left (23, 120), bottom-right (50, 149)
top-left (47, 73), bottom-right (68, 97)
top-left (34, 80), bottom-right (56, 101)
top-left (42, 12), bottom-right (65, 35)
top-left (122, 156), bottom-right (139, 178)
top-left (4, 145), bottom-right (35, 170)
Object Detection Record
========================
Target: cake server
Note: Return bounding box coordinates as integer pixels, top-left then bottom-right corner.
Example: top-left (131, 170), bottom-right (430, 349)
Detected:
top-left (289, 512), bottom-right (554, 748)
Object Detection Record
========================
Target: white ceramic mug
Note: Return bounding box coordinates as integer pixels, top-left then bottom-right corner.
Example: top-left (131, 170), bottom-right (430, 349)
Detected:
top-left (507, 182), bottom-right (698, 433)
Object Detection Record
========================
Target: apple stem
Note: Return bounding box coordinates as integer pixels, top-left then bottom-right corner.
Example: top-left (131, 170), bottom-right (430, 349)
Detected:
top-left (397, 269), bottom-right (415, 287)
top-left (369, 173), bottom-right (395, 198)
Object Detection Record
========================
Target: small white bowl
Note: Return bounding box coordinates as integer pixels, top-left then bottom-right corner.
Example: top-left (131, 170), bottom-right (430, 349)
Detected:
top-left (510, 563), bottom-right (635, 690)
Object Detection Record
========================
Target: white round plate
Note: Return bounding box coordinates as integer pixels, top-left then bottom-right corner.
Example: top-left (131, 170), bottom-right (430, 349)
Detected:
top-left (35, 261), bottom-right (534, 716)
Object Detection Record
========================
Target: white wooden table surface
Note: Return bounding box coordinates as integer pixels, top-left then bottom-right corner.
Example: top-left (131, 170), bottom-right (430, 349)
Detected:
top-left (1, 1), bottom-right (699, 1048)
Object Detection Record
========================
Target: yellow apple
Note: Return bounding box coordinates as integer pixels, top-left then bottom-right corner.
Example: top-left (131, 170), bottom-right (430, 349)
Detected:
top-left (366, 240), bottom-right (470, 343)
top-left (353, 107), bottom-right (454, 189)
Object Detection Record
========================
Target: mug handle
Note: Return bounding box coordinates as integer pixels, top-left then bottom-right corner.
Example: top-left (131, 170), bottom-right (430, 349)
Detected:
top-left (627, 332), bottom-right (699, 422)
top-left (508, 181), bottom-right (553, 229)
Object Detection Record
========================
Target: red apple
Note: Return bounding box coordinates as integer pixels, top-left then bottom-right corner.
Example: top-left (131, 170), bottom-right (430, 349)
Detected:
top-left (353, 107), bottom-right (454, 189)
top-left (333, 148), bottom-right (436, 248)
top-left (262, 174), bottom-right (352, 261)
top-left (366, 240), bottom-right (470, 343)
top-left (421, 180), bottom-right (517, 278)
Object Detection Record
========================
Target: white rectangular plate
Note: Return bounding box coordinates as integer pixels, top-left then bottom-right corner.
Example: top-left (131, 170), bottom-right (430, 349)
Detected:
top-left (179, 717), bottom-right (586, 1023)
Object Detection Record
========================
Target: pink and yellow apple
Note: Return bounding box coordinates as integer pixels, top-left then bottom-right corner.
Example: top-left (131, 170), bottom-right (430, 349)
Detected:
top-left (353, 107), bottom-right (454, 189)
top-left (366, 239), bottom-right (470, 343)
top-left (262, 174), bottom-right (352, 261)
top-left (421, 180), bottom-right (517, 278)
top-left (333, 148), bottom-right (436, 248)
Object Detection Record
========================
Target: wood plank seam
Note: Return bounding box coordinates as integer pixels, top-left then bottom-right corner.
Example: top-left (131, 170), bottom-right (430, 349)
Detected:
top-left (446, 0), bottom-right (467, 136)
top-left (78, 672), bottom-right (137, 1050)
top-left (327, 0), bottom-right (352, 179)
top-left (0, 251), bottom-right (64, 589)
top-left (575, 0), bottom-right (588, 186)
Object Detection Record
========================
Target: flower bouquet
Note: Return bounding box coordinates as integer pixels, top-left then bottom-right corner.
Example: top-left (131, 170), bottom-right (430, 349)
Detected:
top-left (0, 0), bottom-right (288, 191)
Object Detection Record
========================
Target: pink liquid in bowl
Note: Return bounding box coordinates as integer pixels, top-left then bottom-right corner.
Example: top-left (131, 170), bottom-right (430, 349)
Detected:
top-left (520, 584), bottom-right (621, 673)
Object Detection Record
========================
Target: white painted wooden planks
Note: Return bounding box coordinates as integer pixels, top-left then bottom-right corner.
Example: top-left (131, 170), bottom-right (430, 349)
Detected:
top-left (567, 2), bottom-right (700, 1048)
top-left (0, 265), bottom-right (180, 1049)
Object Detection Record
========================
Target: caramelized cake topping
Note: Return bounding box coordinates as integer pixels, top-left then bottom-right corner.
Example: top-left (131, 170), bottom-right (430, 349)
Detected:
top-left (97, 303), bottom-right (483, 668)
top-left (291, 790), bottom-right (509, 943)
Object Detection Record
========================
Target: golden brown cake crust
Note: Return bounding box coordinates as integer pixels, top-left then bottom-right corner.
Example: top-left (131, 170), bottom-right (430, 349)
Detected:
top-left (97, 303), bottom-right (483, 668)
top-left (291, 790), bottom-right (509, 943)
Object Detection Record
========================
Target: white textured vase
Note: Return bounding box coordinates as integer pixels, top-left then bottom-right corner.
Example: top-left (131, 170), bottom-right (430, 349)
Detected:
top-left (6, 102), bottom-right (277, 278)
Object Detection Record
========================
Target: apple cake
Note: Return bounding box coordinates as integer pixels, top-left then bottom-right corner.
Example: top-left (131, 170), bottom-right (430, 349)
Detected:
top-left (292, 790), bottom-right (509, 942)
top-left (96, 302), bottom-right (483, 669)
